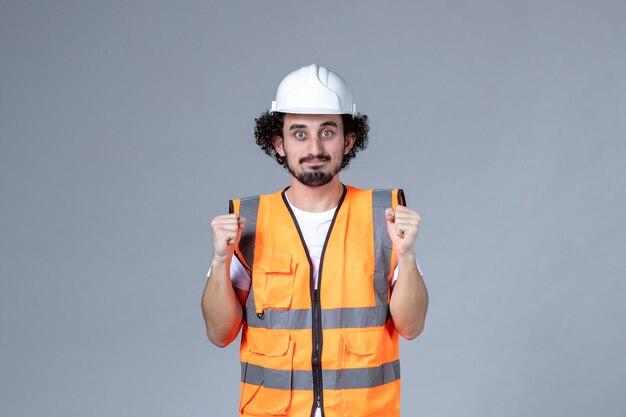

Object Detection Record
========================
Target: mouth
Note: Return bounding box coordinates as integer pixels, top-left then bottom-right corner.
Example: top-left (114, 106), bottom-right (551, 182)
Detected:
top-left (302, 160), bottom-right (328, 171)
top-left (299, 155), bottom-right (331, 166)
top-left (304, 159), bottom-right (327, 165)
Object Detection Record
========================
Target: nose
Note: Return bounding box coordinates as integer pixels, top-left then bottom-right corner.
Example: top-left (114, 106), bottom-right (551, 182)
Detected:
top-left (308, 136), bottom-right (323, 156)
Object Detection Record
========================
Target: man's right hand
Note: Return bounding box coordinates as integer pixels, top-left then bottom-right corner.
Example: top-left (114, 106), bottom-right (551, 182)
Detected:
top-left (210, 214), bottom-right (246, 262)
top-left (204, 214), bottom-right (248, 347)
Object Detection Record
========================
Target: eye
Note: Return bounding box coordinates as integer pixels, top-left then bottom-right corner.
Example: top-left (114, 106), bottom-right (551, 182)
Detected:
top-left (294, 131), bottom-right (306, 139)
top-left (320, 129), bottom-right (334, 138)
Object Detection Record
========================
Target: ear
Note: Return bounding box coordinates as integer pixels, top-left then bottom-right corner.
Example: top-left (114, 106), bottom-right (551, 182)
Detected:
top-left (272, 135), bottom-right (285, 157)
top-left (344, 132), bottom-right (356, 155)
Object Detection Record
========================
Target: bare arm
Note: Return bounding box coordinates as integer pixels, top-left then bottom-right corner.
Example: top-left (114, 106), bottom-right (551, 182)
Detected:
top-left (386, 206), bottom-right (429, 339)
top-left (201, 214), bottom-right (248, 348)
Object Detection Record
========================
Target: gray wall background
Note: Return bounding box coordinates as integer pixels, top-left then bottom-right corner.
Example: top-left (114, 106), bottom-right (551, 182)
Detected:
top-left (1, 1), bottom-right (624, 416)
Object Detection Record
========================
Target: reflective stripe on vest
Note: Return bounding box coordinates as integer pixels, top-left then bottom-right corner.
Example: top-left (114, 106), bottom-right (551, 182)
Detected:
top-left (232, 185), bottom-right (403, 417)
top-left (244, 297), bottom-right (390, 329)
top-left (230, 195), bottom-right (259, 272)
top-left (241, 359), bottom-right (400, 390)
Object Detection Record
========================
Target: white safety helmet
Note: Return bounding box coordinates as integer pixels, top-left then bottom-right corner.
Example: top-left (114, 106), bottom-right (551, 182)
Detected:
top-left (271, 64), bottom-right (356, 115)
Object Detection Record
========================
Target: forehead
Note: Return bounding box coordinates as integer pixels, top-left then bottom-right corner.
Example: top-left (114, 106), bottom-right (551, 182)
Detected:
top-left (284, 113), bottom-right (343, 129)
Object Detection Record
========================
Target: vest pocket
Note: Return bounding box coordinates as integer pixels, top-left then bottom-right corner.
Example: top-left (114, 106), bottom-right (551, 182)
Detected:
top-left (241, 330), bottom-right (294, 416)
top-left (341, 327), bottom-right (385, 366)
top-left (341, 328), bottom-right (392, 416)
top-left (253, 255), bottom-right (295, 311)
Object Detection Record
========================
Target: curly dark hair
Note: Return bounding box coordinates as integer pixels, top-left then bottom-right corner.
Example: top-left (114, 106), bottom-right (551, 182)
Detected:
top-left (254, 112), bottom-right (370, 170)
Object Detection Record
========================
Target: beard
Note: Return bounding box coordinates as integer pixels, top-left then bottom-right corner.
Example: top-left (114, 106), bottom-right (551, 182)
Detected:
top-left (285, 153), bottom-right (342, 187)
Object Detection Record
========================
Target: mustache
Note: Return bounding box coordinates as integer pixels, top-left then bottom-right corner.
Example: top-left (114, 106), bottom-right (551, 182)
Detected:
top-left (299, 154), bottom-right (331, 164)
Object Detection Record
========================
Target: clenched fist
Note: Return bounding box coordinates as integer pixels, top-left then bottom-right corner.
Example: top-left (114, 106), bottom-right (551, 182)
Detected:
top-left (211, 214), bottom-right (247, 262)
top-left (385, 206), bottom-right (421, 258)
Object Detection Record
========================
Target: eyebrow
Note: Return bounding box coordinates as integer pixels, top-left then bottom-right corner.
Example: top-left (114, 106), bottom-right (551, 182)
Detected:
top-left (288, 121), bottom-right (338, 130)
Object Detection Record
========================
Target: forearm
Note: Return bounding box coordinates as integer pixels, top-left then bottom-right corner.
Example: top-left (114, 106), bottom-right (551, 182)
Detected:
top-left (201, 257), bottom-right (244, 347)
top-left (389, 252), bottom-right (429, 339)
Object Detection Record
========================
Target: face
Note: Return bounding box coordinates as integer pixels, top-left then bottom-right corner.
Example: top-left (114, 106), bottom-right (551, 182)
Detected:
top-left (273, 114), bottom-right (355, 187)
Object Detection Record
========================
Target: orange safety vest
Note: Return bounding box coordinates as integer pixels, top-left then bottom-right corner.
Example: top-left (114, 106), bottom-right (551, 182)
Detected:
top-left (231, 185), bottom-right (405, 417)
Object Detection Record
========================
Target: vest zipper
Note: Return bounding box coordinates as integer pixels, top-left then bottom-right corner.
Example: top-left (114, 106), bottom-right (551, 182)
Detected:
top-left (282, 186), bottom-right (347, 417)
top-left (311, 288), bottom-right (323, 417)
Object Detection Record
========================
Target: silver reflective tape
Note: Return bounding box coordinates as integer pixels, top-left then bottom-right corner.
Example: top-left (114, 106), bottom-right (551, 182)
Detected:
top-left (323, 359), bottom-right (401, 390)
top-left (241, 362), bottom-right (312, 390)
top-left (246, 303), bottom-right (389, 330)
top-left (372, 190), bottom-right (393, 305)
top-left (241, 360), bottom-right (400, 390)
top-left (321, 306), bottom-right (389, 329)
top-left (238, 196), bottom-right (260, 270)
top-left (246, 304), bottom-right (312, 329)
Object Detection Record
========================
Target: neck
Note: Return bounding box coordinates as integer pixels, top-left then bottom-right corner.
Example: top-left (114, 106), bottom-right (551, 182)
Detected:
top-left (285, 175), bottom-right (344, 212)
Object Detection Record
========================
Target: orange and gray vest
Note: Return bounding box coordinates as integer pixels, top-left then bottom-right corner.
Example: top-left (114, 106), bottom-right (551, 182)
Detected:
top-left (231, 185), bottom-right (405, 417)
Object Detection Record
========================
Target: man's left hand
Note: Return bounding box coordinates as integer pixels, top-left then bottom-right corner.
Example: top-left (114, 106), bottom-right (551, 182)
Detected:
top-left (385, 206), bottom-right (421, 257)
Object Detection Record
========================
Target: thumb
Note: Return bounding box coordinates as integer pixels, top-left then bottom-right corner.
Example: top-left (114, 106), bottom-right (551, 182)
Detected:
top-left (385, 207), bottom-right (395, 223)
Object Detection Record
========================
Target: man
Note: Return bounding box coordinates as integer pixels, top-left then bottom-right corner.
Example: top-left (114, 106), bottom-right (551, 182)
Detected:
top-left (202, 64), bottom-right (428, 417)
